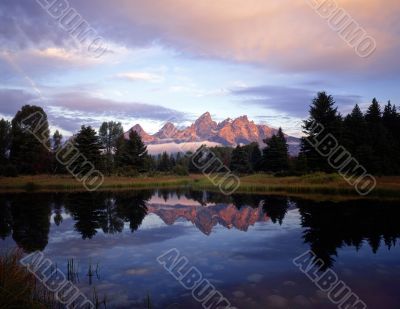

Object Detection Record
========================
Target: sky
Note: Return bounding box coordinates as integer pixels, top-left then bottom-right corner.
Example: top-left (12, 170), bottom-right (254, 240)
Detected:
top-left (0, 0), bottom-right (399, 137)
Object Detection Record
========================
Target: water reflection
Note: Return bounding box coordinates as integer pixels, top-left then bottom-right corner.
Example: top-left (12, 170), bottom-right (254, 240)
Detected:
top-left (297, 199), bottom-right (400, 269)
top-left (1, 191), bottom-right (400, 270)
top-left (0, 194), bottom-right (51, 251)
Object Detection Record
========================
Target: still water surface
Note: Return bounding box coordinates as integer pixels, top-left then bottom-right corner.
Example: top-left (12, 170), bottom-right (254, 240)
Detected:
top-left (1, 190), bottom-right (400, 308)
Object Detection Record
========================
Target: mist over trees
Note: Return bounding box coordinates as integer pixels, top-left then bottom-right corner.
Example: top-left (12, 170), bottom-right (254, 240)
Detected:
top-left (0, 93), bottom-right (399, 177)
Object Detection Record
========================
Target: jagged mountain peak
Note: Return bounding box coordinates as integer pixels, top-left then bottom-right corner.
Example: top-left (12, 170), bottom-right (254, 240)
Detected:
top-left (131, 124), bottom-right (144, 132)
top-left (125, 112), bottom-right (300, 155)
top-left (154, 122), bottom-right (177, 139)
top-left (197, 111), bottom-right (212, 119)
top-left (160, 122), bottom-right (176, 130)
top-left (124, 124), bottom-right (155, 143)
top-left (235, 115), bottom-right (249, 121)
top-left (195, 112), bottom-right (215, 125)
top-left (194, 111), bottom-right (217, 138)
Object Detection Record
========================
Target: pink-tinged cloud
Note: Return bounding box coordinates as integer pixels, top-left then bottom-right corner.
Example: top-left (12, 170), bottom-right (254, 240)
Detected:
top-left (79, 0), bottom-right (399, 74)
top-left (2, 0), bottom-right (399, 76)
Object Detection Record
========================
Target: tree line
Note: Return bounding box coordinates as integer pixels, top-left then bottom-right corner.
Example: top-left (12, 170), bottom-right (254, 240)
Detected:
top-left (0, 92), bottom-right (399, 177)
top-left (299, 92), bottom-right (400, 175)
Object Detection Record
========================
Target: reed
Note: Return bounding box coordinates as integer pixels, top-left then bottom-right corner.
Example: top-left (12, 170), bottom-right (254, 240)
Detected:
top-left (92, 287), bottom-right (107, 309)
top-left (67, 257), bottom-right (79, 283)
top-left (0, 249), bottom-right (59, 308)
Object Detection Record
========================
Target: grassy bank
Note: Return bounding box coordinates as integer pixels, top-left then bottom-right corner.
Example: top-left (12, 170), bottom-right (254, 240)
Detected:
top-left (0, 174), bottom-right (199, 192)
top-left (194, 173), bottom-right (400, 200)
top-left (0, 173), bottom-right (399, 199)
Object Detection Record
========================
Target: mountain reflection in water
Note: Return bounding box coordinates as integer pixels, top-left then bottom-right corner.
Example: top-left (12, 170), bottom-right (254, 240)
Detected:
top-left (1, 189), bottom-right (400, 271)
top-left (0, 190), bottom-right (400, 308)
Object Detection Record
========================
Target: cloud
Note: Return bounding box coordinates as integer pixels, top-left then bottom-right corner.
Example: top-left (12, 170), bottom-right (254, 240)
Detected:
top-left (0, 47), bottom-right (107, 84)
top-left (42, 91), bottom-right (188, 134)
top-left (47, 92), bottom-right (184, 119)
top-left (0, 0), bottom-right (73, 50)
top-left (232, 85), bottom-right (362, 117)
top-left (115, 72), bottom-right (164, 83)
top-left (0, 87), bottom-right (187, 134)
top-left (0, 88), bottom-right (38, 116)
top-left (1, 0), bottom-right (399, 76)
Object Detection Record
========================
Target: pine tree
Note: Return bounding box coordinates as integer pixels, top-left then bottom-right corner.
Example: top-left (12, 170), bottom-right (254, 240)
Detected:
top-left (342, 104), bottom-right (369, 166)
top-left (176, 152), bottom-right (183, 165)
top-left (169, 154), bottom-right (176, 168)
top-left (241, 142), bottom-right (262, 172)
top-left (382, 101), bottom-right (398, 135)
top-left (249, 143), bottom-right (262, 172)
top-left (230, 145), bottom-right (252, 174)
top-left (158, 152), bottom-right (171, 172)
top-left (365, 98), bottom-right (381, 123)
top-left (364, 98), bottom-right (388, 174)
top-left (300, 92), bottom-right (342, 172)
top-left (262, 128), bottom-right (289, 172)
top-left (73, 126), bottom-right (102, 174)
top-left (115, 131), bottom-right (148, 172)
top-left (382, 101), bottom-right (400, 174)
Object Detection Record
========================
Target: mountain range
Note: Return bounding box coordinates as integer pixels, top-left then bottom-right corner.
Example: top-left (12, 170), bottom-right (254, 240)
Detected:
top-left (125, 112), bottom-right (300, 154)
top-left (147, 202), bottom-right (269, 235)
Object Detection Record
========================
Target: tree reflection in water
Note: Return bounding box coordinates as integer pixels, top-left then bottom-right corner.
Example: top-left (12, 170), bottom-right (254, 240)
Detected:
top-left (297, 199), bottom-right (400, 269)
top-left (0, 190), bottom-right (400, 268)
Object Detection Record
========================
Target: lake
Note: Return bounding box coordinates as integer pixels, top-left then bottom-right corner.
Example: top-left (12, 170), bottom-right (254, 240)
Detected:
top-left (1, 189), bottom-right (400, 308)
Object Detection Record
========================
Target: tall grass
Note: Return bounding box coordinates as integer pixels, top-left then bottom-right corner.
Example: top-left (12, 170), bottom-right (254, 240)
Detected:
top-left (193, 173), bottom-right (400, 199)
top-left (67, 258), bottom-right (79, 283)
top-left (0, 249), bottom-right (58, 308)
top-left (1, 173), bottom-right (399, 198)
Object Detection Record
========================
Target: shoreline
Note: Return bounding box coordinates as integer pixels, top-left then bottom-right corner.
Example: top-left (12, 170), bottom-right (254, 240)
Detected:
top-left (0, 173), bottom-right (399, 200)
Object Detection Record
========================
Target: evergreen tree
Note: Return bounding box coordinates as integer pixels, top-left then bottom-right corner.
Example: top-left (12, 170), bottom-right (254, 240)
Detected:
top-left (158, 152), bottom-right (171, 172)
top-left (364, 98), bottom-right (389, 174)
top-left (73, 126), bottom-right (102, 174)
top-left (99, 121), bottom-right (124, 175)
top-left (300, 92), bottom-right (342, 172)
top-left (342, 104), bottom-right (369, 166)
top-left (246, 142), bottom-right (262, 172)
top-left (10, 105), bottom-right (51, 174)
top-left (365, 98), bottom-right (381, 123)
top-left (176, 152), bottom-right (183, 165)
top-left (382, 101), bottom-right (400, 174)
top-left (262, 128), bottom-right (289, 172)
top-left (382, 101), bottom-right (398, 136)
top-left (230, 145), bottom-right (252, 174)
top-left (209, 146), bottom-right (233, 168)
top-left (115, 131), bottom-right (148, 172)
top-left (169, 154), bottom-right (176, 168)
